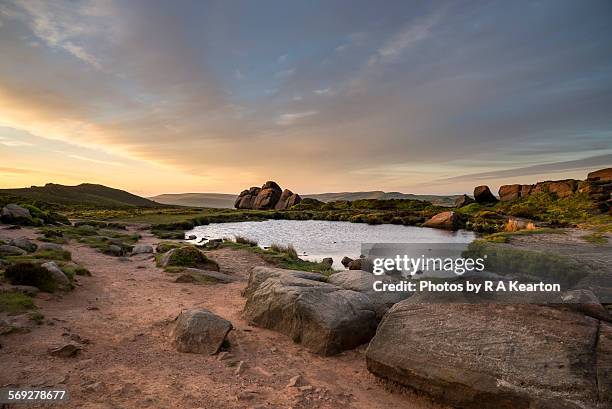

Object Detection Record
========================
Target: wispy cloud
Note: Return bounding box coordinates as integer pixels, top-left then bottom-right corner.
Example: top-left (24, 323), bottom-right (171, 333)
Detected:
top-left (314, 87), bottom-right (335, 96)
top-left (275, 68), bottom-right (295, 78)
top-left (439, 154), bottom-right (612, 182)
top-left (68, 154), bottom-right (122, 166)
top-left (276, 111), bottom-right (317, 126)
top-left (0, 136), bottom-right (33, 146)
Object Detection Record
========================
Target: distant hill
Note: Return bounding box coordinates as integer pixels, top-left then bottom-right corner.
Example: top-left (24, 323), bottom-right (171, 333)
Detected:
top-left (0, 183), bottom-right (164, 208)
top-left (304, 191), bottom-right (459, 206)
top-left (150, 193), bottom-right (237, 208)
top-left (150, 191), bottom-right (459, 208)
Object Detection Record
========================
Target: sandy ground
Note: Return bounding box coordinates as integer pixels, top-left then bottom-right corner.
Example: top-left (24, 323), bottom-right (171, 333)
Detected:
top-left (0, 226), bottom-right (446, 409)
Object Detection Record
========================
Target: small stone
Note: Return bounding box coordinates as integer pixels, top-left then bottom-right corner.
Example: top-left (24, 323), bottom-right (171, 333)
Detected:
top-left (83, 381), bottom-right (104, 393)
top-left (217, 351), bottom-right (232, 361)
top-left (298, 385), bottom-right (313, 392)
top-left (234, 360), bottom-right (247, 375)
top-left (76, 359), bottom-right (94, 369)
top-left (287, 375), bottom-right (307, 388)
top-left (48, 343), bottom-right (81, 357)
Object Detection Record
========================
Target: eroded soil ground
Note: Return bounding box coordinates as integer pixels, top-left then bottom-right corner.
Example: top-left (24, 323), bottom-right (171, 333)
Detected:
top-left (0, 226), bottom-right (446, 409)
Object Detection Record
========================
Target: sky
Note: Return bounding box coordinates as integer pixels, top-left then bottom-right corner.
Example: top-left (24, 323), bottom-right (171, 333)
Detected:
top-left (0, 0), bottom-right (611, 197)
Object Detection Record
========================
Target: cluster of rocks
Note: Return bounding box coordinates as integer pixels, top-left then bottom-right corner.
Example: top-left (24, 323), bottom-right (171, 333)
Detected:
top-left (234, 181), bottom-right (302, 210)
top-left (237, 264), bottom-right (611, 408)
top-left (454, 167), bottom-right (612, 208)
top-left (0, 204), bottom-right (31, 221)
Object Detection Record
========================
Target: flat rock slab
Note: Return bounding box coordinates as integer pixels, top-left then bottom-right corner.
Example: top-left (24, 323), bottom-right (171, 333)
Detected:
top-left (243, 267), bottom-right (378, 356)
top-left (179, 268), bottom-right (237, 283)
top-left (366, 302), bottom-right (609, 409)
top-left (327, 270), bottom-right (410, 318)
top-left (172, 308), bottom-right (233, 355)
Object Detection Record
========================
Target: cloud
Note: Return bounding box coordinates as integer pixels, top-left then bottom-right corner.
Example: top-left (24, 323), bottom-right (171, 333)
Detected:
top-left (314, 87), bottom-right (335, 96)
top-left (278, 54), bottom-right (288, 64)
top-left (275, 68), bottom-right (296, 78)
top-left (440, 154), bottom-right (612, 182)
top-left (276, 111), bottom-right (317, 126)
top-left (0, 166), bottom-right (35, 174)
top-left (68, 154), bottom-right (122, 166)
top-left (0, 136), bottom-right (33, 146)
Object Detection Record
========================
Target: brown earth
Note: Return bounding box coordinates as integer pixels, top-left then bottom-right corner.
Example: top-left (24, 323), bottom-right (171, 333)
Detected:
top-left (0, 226), bottom-right (446, 409)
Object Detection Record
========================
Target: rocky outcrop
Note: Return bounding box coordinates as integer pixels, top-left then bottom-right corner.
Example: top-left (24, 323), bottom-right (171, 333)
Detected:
top-left (473, 185), bottom-right (498, 203)
top-left (422, 211), bottom-right (462, 230)
top-left (243, 267), bottom-right (378, 356)
top-left (498, 184), bottom-right (521, 201)
top-left (366, 302), bottom-right (610, 409)
top-left (454, 194), bottom-right (474, 207)
top-left (234, 187), bottom-right (261, 209)
top-left (327, 270), bottom-right (410, 318)
top-left (172, 309), bottom-right (233, 355)
top-left (253, 181), bottom-right (282, 209)
top-left (275, 189), bottom-right (302, 210)
top-left (588, 167), bottom-right (612, 182)
top-left (234, 181), bottom-right (301, 210)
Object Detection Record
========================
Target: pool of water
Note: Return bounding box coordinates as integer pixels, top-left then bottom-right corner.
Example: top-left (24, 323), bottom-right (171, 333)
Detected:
top-left (185, 220), bottom-right (476, 269)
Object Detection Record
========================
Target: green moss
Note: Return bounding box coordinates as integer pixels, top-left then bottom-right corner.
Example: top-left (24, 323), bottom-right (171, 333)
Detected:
top-left (484, 228), bottom-right (566, 243)
top-left (580, 232), bottom-right (608, 245)
top-left (28, 311), bottom-right (45, 323)
top-left (3, 263), bottom-right (59, 292)
top-left (0, 292), bottom-right (36, 313)
top-left (463, 240), bottom-right (587, 287)
top-left (221, 241), bottom-right (334, 275)
top-left (156, 241), bottom-right (183, 253)
top-left (161, 246), bottom-right (219, 270)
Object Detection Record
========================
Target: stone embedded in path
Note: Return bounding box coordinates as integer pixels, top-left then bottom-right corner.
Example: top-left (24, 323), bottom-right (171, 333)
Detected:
top-left (172, 308), bottom-right (233, 355)
top-left (366, 301), bottom-right (609, 409)
top-left (243, 267), bottom-right (378, 356)
top-left (48, 342), bottom-right (81, 357)
top-left (9, 237), bottom-right (37, 253)
top-left (0, 244), bottom-right (26, 256)
top-left (175, 268), bottom-right (235, 284)
top-left (131, 244), bottom-right (153, 255)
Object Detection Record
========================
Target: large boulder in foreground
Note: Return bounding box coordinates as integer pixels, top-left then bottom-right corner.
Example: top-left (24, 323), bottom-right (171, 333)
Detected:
top-left (327, 270), bottom-right (410, 318)
top-left (366, 301), bottom-right (609, 409)
top-left (172, 309), bottom-right (232, 355)
top-left (473, 185), bottom-right (498, 204)
top-left (243, 267), bottom-right (378, 356)
top-left (422, 211), bottom-right (462, 230)
top-left (253, 181), bottom-right (282, 210)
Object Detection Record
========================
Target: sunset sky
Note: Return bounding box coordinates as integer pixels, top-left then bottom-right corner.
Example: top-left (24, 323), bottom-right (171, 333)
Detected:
top-left (1, 0), bottom-right (611, 197)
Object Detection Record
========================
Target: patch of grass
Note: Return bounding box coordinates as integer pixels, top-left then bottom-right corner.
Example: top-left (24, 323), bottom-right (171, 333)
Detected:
top-left (156, 241), bottom-right (183, 253)
top-left (269, 243), bottom-right (298, 260)
top-left (159, 246), bottom-right (220, 271)
top-left (580, 232), bottom-right (608, 245)
top-left (6, 248), bottom-right (72, 263)
top-left (3, 263), bottom-right (59, 292)
top-left (463, 240), bottom-right (587, 287)
top-left (28, 311), bottom-right (45, 324)
top-left (221, 241), bottom-right (334, 275)
top-left (483, 228), bottom-right (566, 243)
top-left (0, 292), bottom-right (36, 313)
top-left (235, 235), bottom-right (257, 246)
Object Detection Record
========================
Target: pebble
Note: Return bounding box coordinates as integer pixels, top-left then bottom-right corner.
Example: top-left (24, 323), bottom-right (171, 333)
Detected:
top-left (234, 360), bottom-right (247, 375)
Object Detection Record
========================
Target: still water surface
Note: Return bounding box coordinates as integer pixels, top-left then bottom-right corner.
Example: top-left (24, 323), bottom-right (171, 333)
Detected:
top-left (186, 220), bottom-right (475, 269)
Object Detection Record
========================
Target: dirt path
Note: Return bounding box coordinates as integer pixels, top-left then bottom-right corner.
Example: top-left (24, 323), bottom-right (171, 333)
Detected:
top-left (1, 227), bottom-right (444, 409)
